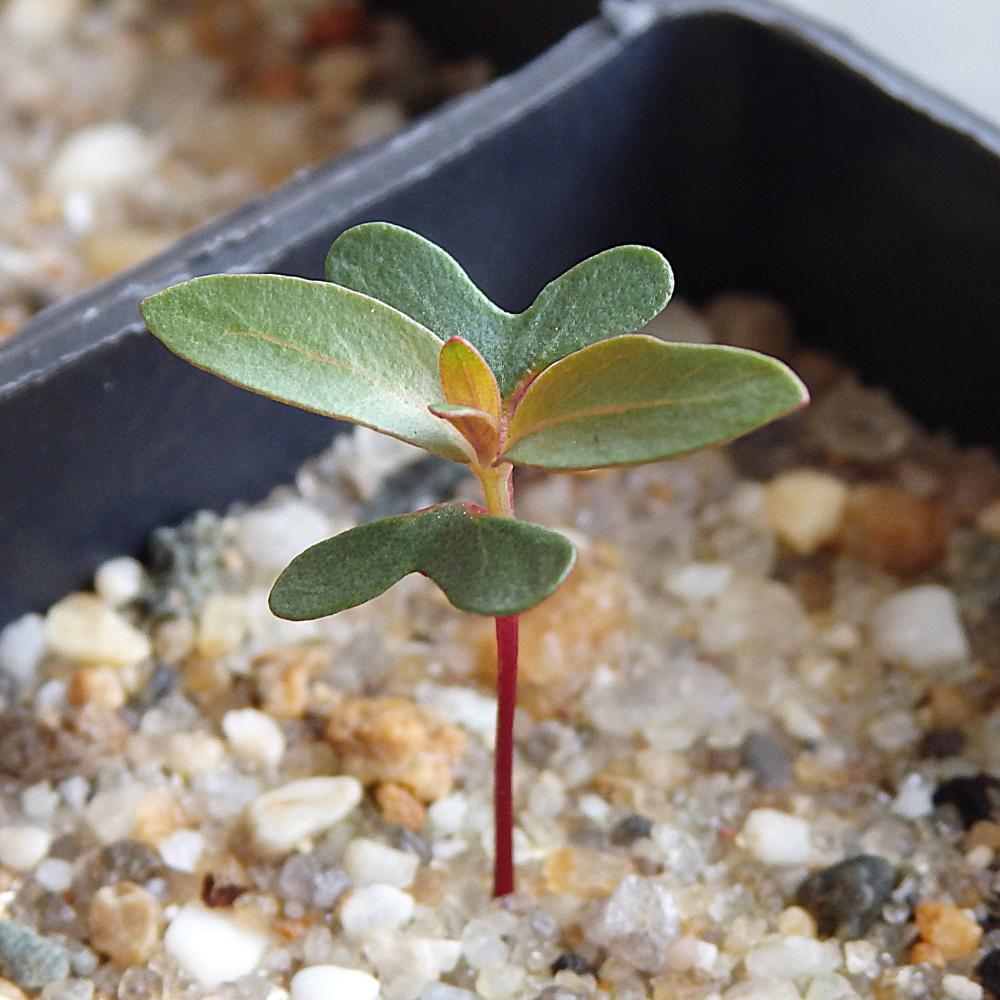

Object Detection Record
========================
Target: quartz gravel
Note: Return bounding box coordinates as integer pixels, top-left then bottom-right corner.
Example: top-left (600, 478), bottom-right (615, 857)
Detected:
top-left (0, 295), bottom-right (998, 999)
top-left (0, 0), bottom-right (491, 339)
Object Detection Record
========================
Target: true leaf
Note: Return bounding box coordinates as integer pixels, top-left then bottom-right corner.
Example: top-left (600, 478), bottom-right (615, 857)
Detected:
top-left (325, 222), bottom-right (673, 399)
top-left (439, 336), bottom-right (501, 425)
top-left (141, 273), bottom-right (473, 463)
top-left (501, 335), bottom-right (809, 470)
top-left (428, 403), bottom-right (498, 465)
top-left (269, 503), bottom-right (576, 619)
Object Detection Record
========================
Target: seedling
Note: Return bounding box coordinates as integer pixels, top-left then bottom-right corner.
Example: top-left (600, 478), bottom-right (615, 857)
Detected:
top-left (141, 222), bottom-right (807, 896)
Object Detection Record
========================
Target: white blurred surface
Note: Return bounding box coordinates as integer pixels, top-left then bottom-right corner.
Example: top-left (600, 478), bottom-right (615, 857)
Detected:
top-left (776, 0), bottom-right (1000, 126)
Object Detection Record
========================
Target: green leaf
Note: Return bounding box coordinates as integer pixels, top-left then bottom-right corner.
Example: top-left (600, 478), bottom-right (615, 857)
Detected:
top-left (141, 273), bottom-right (473, 463)
top-left (501, 335), bottom-right (809, 470)
top-left (325, 222), bottom-right (673, 399)
top-left (269, 503), bottom-right (577, 619)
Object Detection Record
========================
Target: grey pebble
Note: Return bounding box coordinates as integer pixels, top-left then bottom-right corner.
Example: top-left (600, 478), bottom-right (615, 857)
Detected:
top-left (0, 920), bottom-right (71, 990)
top-left (741, 730), bottom-right (793, 789)
top-left (795, 854), bottom-right (897, 938)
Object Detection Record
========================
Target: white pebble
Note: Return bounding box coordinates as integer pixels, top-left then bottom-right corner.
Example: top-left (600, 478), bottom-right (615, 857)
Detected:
top-left (585, 654), bottom-right (743, 750)
top-left (83, 783), bottom-right (144, 843)
top-left (363, 929), bottom-right (460, 996)
top-left (34, 857), bottom-right (74, 893)
top-left (577, 793), bottom-right (612, 823)
top-left (868, 711), bottom-right (920, 752)
top-left (158, 829), bottom-right (205, 873)
top-left (0, 825), bottom-right (51, 871)
top-left (236, 500), bottom-right (330, 577)
top-left (36, 679), bottom-right (67, 711)
top-left (1, 0), bottom-right (84, 42)
top-left (94, 557), bottom-right (145, 607)
top-left (432, 837), bottom-right (466, 862)
top-left (341, 100), bottom-right (407, 150)
top-left (527, 771), bottom-right (567, 819)
top-left (796, 653), bottom-right (839, 688)
top-left (665, 562), bottom-right (733, 602)
top-left (0, 613), bottom-right (47, 687)
top-left (39, 980), bottom-right (94, 1000)
top-left (584, 875), bottom-right (679, 972)
top-left (843, 940), bottom-right (879, 977)
top-left (21, 781), bottom-right (59, 820)
top-left (291, 965), bottom-right (379, 1000)
top-left (194, 769), bottom-right (261, 821)
top-left (420, 987), bottom-right (477, 1000)
top-left (416, 683), bottom-right (497, 738)
top-left (942, 973), bottom-right (983, 1000)
top-left (819, 622), bottom-right (860, 653)
top-left (46, 593), bottom-right (151, 667)
top-left (168, 732), bottom-right (225, 777)
top-left (164, 904), bottom-right (269, 988)
top-left (59, 775), bottom-right (90, 810)
top-left (427, 794), bottom-right (468, 835)
top-left (46, 123), bottom-right (160, 197)
top-left (344, 838), bottom-right (419, 889)
top-left (345, 427), bottom-right (424, 500)
top-left (248, 776), bottom-right (362, 855)
top-left (222, 709), bottom-right (286, 767)
top-left (667, 935), bottom-right (718, 972)
top-left (780, 700), bottom-right (825, 742)
top-left (340, 884), bottom-right (414, 937)
top-left (698, 579), bottom-right (808, 658)
top-left (870, 585), bottom-right (969, 670)
top-left (723, 980), bottom-right (800, 1000)
top-left (966, 844), bottom-right (993, 869)
top-left (425, 938), bottom-right (462, 975)
top-left (765, 469), bottom-right (848, 555)
top-left (475, 961), bottom-right (527, 1000)
top-left (891, 773), bottom-right (934, 819)
top-left (739, 809), bottom-right (812, 866)
top-left (461, 919), bottom-right (509, 969)
top-left (745, 936), bottom-right (839, 979)
top-left (196, 594), bottom-right (247, 658)
top-left (805, 973), bottom-right (860, 1000)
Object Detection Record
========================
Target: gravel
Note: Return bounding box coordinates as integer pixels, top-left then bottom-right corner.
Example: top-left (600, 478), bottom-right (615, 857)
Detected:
top-left (795, 856), bottom-right (898, 939)
top-left (1, 295), bottom-right (1000, 998)
top-left (0, 0), bottom-right (491, 339)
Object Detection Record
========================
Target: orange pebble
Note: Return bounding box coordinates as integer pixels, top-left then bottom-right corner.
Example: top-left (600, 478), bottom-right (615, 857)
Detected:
top-left (375, 782), bottom-right (427, 831)
top-left (909, 941), bottom-right (945, 968)
top-left (542, 847), bottom-right (631, 899)
top-left (914, 901), bottom-right (983, 960)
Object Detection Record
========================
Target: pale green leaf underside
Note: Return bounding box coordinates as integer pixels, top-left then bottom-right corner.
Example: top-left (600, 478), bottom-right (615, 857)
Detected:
top-left (502, 335), bottom-right (809, 470)
top-left (324, 222), bottom-right (674, 398)
top-left (141, 274), bottom-right (473, 463)
top-left (269, 503), bottom-right (576, 619)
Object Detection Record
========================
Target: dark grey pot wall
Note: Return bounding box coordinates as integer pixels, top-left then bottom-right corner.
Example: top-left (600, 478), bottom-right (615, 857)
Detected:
top-left (2, 0), bottom-right (999, 625)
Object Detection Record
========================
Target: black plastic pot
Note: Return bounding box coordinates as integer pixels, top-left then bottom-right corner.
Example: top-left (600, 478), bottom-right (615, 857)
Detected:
top-left (2, 0), bottom-right (999, 626)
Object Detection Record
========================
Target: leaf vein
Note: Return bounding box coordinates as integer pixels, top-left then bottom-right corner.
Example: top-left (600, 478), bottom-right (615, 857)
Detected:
top-left (223, 325), bottom-right (433, 413)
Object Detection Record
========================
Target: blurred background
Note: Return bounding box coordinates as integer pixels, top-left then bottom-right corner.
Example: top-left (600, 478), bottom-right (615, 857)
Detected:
top-left (0, 0), bottom-right (499, 340)
top-left (1, 0), bottom-right (997, 344)
top-left (777, 0), bottom-right (1000, 127)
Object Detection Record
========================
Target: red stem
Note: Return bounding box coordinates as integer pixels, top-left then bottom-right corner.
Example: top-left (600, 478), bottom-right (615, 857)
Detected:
top-left (493, 613), bottom-right (519, 897)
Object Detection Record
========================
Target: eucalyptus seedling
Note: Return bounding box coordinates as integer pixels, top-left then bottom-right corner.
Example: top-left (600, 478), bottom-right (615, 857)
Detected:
top-left (141, 222), bottom-right (808, 896)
